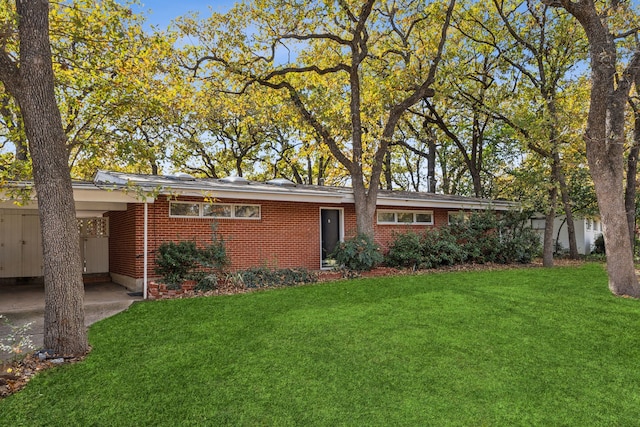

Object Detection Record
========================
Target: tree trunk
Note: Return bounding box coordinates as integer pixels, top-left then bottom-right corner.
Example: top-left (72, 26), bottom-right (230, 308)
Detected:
top-left (12, 0), bottom-right (88, 354)
top-left (554, 154), bottom-right (579, 258)
top-left (427, 136), bottom-right (437, 193)
top-left (626, 93), bottom-right (640, 254)
top-left (542, 184), bottom-right (557, 267)
top-left (383, 151), bottom-right (393, 190)
top-left (547, 0), bottom-right (640, 296)
top-left (591, 157), bottom-right (639, 295)
top-left (352, 178), bottom-right (377, 236)
top-left (625, 139), bottom-right (638, 255)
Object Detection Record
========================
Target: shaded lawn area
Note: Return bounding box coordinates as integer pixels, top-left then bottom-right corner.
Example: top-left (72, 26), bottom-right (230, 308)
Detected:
top-left (2, 264), bottom-right (640, 425)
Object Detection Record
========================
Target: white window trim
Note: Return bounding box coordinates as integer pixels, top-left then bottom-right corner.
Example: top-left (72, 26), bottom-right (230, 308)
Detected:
top-left (169, 201), bottom-right (261, 220)
top-left (376, 209), bottom-right (434, 225)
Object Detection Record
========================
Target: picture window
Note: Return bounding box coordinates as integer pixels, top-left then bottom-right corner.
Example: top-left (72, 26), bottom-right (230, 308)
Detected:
top-left (377, 210), bottom-right (433, 225)
top-left (170, 202), bottom-right (260, 219)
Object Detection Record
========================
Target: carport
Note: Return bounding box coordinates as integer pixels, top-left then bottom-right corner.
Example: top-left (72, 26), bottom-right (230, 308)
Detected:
top-left (0, 181), bottom-right (142, 282)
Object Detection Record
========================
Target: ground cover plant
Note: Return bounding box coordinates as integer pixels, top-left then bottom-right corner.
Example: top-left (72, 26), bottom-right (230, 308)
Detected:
top-left (2, 264), bottom-right (640, 425)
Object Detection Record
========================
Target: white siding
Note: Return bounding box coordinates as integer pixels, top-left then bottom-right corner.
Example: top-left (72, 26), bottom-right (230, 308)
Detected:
top-left (532, 215), bottom-right (601, 255)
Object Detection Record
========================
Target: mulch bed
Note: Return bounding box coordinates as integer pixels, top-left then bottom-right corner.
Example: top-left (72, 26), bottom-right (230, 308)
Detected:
top-left (1, 352), bottom-right (87, 399)
top-left (0, 259), bottom-right (588, 400)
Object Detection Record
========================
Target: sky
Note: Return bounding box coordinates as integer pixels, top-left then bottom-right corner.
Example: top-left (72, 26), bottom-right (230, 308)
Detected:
top-left (133, 1), bottom-right (238, 28)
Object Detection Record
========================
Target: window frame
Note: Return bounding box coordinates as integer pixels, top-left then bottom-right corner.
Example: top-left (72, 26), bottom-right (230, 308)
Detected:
top-left (376, 209), bottom-right (434, 225)
top-left (169, 201), bottom-right (261, 220)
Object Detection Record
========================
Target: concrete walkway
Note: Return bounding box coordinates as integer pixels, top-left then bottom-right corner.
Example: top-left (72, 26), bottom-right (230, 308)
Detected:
top-left (0, 282), bottom-right (143, 360)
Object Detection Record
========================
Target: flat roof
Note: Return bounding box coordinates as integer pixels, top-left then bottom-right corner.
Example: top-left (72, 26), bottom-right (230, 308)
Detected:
top-left (94, 170), bottom-right (516, 211)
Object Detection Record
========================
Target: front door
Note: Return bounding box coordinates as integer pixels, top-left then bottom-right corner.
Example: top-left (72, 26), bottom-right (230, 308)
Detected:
top-left (321, 209), bottom-right (342, 268)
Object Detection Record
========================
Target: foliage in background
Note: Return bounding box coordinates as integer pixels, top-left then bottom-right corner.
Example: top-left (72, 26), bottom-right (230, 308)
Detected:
top-left (331, 233), bottom-right (384, 272)
top-left (593, 234), bottom-right (605, 255)
top-left (385, 210), bottom-right (540, 270)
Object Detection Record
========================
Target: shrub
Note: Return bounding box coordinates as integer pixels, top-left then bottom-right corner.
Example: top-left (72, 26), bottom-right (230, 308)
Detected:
top-left (225, 267), bottom-right (318, 288)
top-left (155, 225), bottom-right (229, 289)
top-left (155, 240), bottom-right (200, 288)
top-left (593, 234), bottom-right (605, 254)
top-left (451, 210), bottom-right (501, 263)
top-left (384, 209), bottom-right (540, 269)
top-left (331, 233), bottom-right (383, 272)
top-left (420, 227), bottom-right (465, 268)
top-left (191, 272), bottom-right (219, 292)
top-left (385, 231), bottom-right (423, 269)
top-left (494, 210), bottom-right (541, 263)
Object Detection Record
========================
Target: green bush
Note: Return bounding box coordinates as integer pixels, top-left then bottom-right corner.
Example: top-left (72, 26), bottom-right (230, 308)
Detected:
top-left (155, 240), bottom-right (201, 289)
top-left (453, 210), bottom-right (501, 263)
top-left (155, 225), bottom-right (229, 289)
top-left (420, 227), bottom-right (465, 268)
top-left (495, 211), bottom-right (541, 263)
top-left (384, 210), bottom-right (540, 269)
top-left (191, 272), bottom-right (219, 292)
top-left (593, 234), bottom-right (605, 254)
top-left (331, 233), bottom-right (383, 272)
top-left (385, 231), bottom-right (423, 269)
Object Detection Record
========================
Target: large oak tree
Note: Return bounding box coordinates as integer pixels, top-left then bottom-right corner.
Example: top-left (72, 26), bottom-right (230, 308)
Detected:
top-left (0, 0), bottom-right (88, 354)
top-left (180, 0), bottom-right (456, 236)
top-left (543, 0), bottom-right (640, 296)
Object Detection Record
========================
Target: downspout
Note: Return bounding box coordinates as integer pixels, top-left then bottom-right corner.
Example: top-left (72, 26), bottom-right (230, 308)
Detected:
top-left (143, 201), bottom-right (148, 299)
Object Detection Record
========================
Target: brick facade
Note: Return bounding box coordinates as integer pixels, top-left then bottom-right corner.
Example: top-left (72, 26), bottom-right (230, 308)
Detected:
top-left (106, 195), bottom-right (457, 288)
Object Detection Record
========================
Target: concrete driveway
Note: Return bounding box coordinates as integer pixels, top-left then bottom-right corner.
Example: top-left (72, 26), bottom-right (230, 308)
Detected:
top-left (0, 282), bottom-right (142, 360)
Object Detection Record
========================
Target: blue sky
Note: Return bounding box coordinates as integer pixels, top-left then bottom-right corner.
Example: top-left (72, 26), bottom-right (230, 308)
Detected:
top-left (133, 1), bottom-right (238, 28)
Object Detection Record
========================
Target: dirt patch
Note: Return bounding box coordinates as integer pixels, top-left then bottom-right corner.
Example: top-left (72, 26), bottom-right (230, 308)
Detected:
top-left (1, 351), bottom-right (87, 399)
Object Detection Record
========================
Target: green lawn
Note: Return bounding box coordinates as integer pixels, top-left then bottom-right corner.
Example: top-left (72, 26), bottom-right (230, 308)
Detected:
top-left (2, 264), bottom-right (640, 426)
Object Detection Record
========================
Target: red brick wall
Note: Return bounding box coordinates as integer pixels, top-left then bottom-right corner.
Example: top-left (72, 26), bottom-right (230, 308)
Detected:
top-left (106, 206), bottom-right (141, 279)
top-left (107, 196), bottom-right (462, 280)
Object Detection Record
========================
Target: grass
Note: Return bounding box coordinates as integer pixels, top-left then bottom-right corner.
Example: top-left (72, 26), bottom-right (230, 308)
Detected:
top-left (2, 264), bottom-right (640, 426)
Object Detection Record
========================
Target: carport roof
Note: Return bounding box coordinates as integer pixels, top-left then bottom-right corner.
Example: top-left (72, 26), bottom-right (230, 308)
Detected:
top-left (94, 170), bottom-right (516, 211)
top-left (1, 179), bottom-right (140, 216)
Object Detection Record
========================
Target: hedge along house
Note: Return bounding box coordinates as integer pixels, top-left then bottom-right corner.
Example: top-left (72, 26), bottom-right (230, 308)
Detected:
top-left (1, 170), bottom-right (514, 296)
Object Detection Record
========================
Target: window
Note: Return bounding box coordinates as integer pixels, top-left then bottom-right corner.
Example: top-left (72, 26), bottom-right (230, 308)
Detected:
top-left (170, 202), bottom-right (199, 217)
top-left (448, 211), bottom-right (470, 225)
top-left (377, 211), bottom-right (395, 223)
top-left (170, 201), bottom-right (260, 219)
top-left (376, 210), bottom-right (433, 225)
top-left (234, 205), bottom-right (260, 218)
top-left (203, 204), bottom-right (231, 218)
top-left (586, 219), bottom-right (592, 231)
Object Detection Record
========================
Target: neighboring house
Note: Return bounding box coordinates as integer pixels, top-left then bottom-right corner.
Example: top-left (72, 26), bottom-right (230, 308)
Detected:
top-left (530, 215), bottom-right (602, 255)
top-left (1, 170), bottom-right (514, 293)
